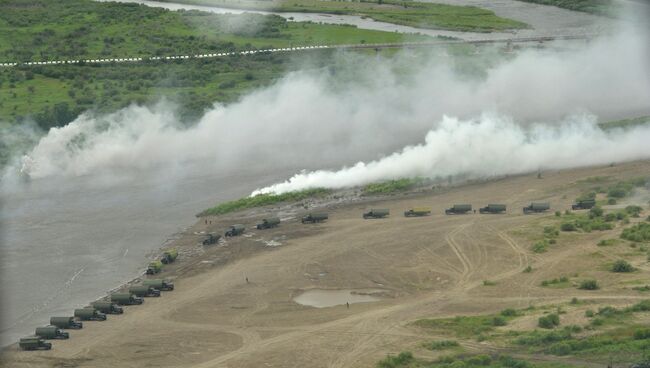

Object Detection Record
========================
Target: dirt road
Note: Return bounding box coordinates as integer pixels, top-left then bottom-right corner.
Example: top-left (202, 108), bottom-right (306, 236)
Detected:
top-left (3, 161), bottom-right (649, 367)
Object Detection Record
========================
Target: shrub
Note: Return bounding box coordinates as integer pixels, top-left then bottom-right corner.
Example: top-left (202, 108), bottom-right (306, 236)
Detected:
top-left (467, 355), bottom-right (492, 366)
top-left (589, 206), bottom-right (604, 218)
top-left (424, 340), bottom-right (459, 350)
top-left (377, 351), bottom-right (414, 368)
top-left (585, 310), bottom-right (594, 317)
top-left (579, 280), bottom-right (600, 290)
top-left (483, 280), bottom-right (496, 286)
top-left (628, 300), bottom-right (650, 312)
top-left (501, 308), bottom-right (518, 317)
top-left (561, 222), bottom-right (577, 231)
top-left (492, 316), bottom-right (507, 326)
top-left (634, 329), bottom-right (650, 340)
top-left (538, 313), bottom-right (560, 329)
top-left (608, 198), bottom-right (617, 205)
top-left (611, 260), bottom-right (635, 273)
top-left (555, 211), bottom-right (561, 217)
top-left (523, 265), bottom-right (533, 273)
top-left (621, 223), bottom-right (650, 242)
top-left (532, 241), bottom-right (548, 253)
top-left (604, 213), bottom-right (617, 222)
top-left (597, 239), bottom-right (616, 246)
top-left (570, 297), bottom-right (579, 304)
top-left (625, 205), bottom-right (643, 217)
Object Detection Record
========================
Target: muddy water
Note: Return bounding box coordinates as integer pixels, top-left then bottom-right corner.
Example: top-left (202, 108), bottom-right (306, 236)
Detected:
top-left (293, 289), bottom-right (383, 308)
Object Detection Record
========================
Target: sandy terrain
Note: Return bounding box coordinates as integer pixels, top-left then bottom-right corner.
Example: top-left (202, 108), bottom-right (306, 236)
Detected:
top-left (3, 161), bottom-right (649, 368)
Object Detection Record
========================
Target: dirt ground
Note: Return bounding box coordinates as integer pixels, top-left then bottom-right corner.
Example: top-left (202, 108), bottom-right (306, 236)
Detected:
top-left (3, 161), bottom-right (649, 368)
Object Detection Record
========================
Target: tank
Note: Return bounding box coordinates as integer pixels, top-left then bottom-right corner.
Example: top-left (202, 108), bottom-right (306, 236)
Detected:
top-left (74, 308), bottom-right (106, 321)
top-left (91, 301), bottom-right (124, 314)
top-left (301, 213), bottom-right (328, 223)
top-left (404, 207), bottom-right (431, 217)
top-left (445, 204), bottom-right (472, 215)
top-left (523, 202), bottom-right (550, 214)
top-left (479, 204), bottom-right (506, 214)
top-left (161, 248), bottom-right (178, 264)
top-left (202, 233), bottom-right (221, 245)
top-left (256, 217), bottom-right (280, 230)
top-left (19, 337), bottom-right (52, 351)
top-left (146, 260), bottom-right (163, 275)
top-left (362, 209), bottom-right (390, 219)
top-left (129, 285), bottom-right (161, 297)
top-left (110, 292), bottom-right (144, 305)
top-left (142, 279), bottom-right (174, 291)
top-left (50, 316), bottom-right (83, 329)
top-left (35, 326), bottom-right (69, 339)
top-left (572, 199), bottom-right (596, 210)
top-left (225, 224), bottom-right (245, 237)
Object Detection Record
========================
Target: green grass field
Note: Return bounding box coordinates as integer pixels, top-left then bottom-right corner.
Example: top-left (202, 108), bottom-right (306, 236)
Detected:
top-left (513, 0), bottom-right (617, 16)
top-left (158, 0), bottom-right (528, 32)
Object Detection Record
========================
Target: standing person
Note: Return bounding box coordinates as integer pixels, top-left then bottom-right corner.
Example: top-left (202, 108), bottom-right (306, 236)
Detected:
top-left (346, 302), bottom-right (349, 309)
top-left (246, 277), bottom-right (249, 284)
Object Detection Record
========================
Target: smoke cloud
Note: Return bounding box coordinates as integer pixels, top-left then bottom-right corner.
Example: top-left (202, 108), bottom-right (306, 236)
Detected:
top-left (5, 19), bottom-right (650, 189)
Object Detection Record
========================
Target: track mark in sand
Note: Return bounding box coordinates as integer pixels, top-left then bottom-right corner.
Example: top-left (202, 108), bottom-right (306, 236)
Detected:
top-left (488, 225), bottom-right (527, 270)
top-left (444, 224), bottom-right (473, 286)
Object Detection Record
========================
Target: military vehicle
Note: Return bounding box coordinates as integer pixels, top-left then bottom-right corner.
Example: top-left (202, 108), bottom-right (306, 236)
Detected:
top-left (35, 326), bottom-right (69, 339)
top-left (142, 278), bottom-right (174, 291)
top-left (479, 204), bottom-right (507, 214)
top-left (74, 308), bottom-right (106, 321)
top-left (523, 202), bottom-right (550, 214)
top-left (225, 224), bottom-right (245, 237)
top-left (445, 204), bottom-right (472, 215)
top-left (111, 292), bottom-right (144, 305)
top-left (161, 248), bottom-right (178, 264)
top-left (572, 199), bottom-right (596, 210)
top-left (90, 301), bottom-right (124, 314)
top-left (363, 209), bottom-right (390, 219)
top-left (146, 260), bottom-right (163, 275)
top-left (202, 233), bottom-right (221, 245)
top-left (50, 316), bottom-right (83, 329)
top-left (404, 207), bottom-right (431, 217)
top-left (256, 217), bottom-right (280, 230)
top-left (129, 285), bottom-right (161, 297)
top-left (19, 337), bottom-right (52, 351)
top-left (301, 213), bottom-right (328, 223)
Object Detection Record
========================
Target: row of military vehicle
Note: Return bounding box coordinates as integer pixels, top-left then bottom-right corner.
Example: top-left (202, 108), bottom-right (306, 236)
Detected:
top-left (18, 279), bottom-right (174, 351)
top-left (146, 247), bottom-right (178, 275)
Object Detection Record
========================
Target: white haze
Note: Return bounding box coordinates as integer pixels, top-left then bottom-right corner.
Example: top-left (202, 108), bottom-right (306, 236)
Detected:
top-left (6, 20), bottom-right (650, 190)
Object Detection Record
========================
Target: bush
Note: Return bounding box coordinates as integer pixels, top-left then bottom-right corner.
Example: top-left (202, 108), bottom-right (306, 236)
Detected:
top-left (538, 313), bottom-right (560, 329)
top-left (585, 310), bottom-right (594, 317)
top-left (492, 316), bottom-right (507, 326)
top-left (579, 280), bottom-right (600, 290)
top-left (555, 211), bottom-right (561, 217)
top-left (377, 351), bottom-right (414, 368)
top-left (483, 280), bottom-right (496, 286)
top-left (608, 198), bottom-right (617, 205)
top-left (532, 241), bottom-right (548, 253)
top-left (611, 259), bottom-right (635, 273)
top-left (424, 340), bottom-right (459, 350)
top-left (589, 206), bottom-right (604, 218)
top-left (621, 223), bottom-right (650, 242)
top-left (625, 205), bottom-right (643, 217)
top-left (523, 265), bottom-right (533, 273)
top-left (561, 222), bottom-right (577, 231)
top-left (634, 329), bottom-right (650, 340)
top-left (501, 308), bottom-right (518, 317)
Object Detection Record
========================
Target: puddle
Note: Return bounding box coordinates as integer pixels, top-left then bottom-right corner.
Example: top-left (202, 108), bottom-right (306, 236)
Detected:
top-left (293, 289), bottom-right (383, 308)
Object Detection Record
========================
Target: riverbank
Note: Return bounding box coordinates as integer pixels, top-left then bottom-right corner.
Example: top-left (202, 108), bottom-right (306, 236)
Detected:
top-left (3, 160), bottom-right (649, 367)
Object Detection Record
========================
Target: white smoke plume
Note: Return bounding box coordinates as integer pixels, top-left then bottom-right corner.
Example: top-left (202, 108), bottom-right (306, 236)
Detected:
top-left (6, 19), bottom-right (650, 186)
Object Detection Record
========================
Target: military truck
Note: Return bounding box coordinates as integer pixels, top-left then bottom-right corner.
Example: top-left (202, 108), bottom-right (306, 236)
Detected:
top-left (256, 217), bottom-right (280, 230)
top-left (50, 317), bottom-right (82, 329)
top-left (445, 204), bottom-right (472, 215)
top-left (523, 202), bottom-right (550, 214)
top-left (479, 204), bottom-right (507, 214)
top-left (111, 292), bottom-right (144, 305)
top-left (161, 248), bottom-right (178, 264)
top-left (129, 285), bottom-right (161, 297)
top-left (143, 278), bottom-right (174, 291)
top-left (146, 260), bottom-right (163, 275)
top-left (572, 199), bottom-right (596, 210)
top-left (35, 326), bottom-right (69, 340)
top-left (19, 337), bottom-right (52, 351)
top-left (301, 213), bottom-right (328, 224)
top-left (404, 207), bottom-right (431, 217)
top-left (363, 209), bottom-right (390, 219)
top-left (90, 301), bottom-right (124, 314)
top-left (225, 224), bottom-right (245, 237)
top-left (74, 308), bottom-right (106, 321)
top-left (202, 233), bottom-right (221, 245)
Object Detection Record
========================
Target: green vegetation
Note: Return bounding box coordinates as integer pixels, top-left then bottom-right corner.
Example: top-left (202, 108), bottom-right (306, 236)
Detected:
top-left (578, 279), bottom-right (599, 290)
top-left (611, 260), bottom-right (635, 273)
top-left (160, 0), bottom-right (528, 32)
top-left (597, 239), bottom-right (618, 246)
top-left (532, 240), bottom-right (549, 253)
top-left (513, 0), bottom-right (617, 16)
top-left (414, 313), bottom-right (516, 338)
top-left (198, 188), bottom-right (330, 216)
top-left (559, 207), bottom-right (615, 233)
top-left (483, 280), bottom-right (497, 286)
top-left (363, 178), bottom-right (425, 195)
top-left (541, 276), bottom-right (570, 288)
top-left (538, 313), bottom-right (561, 329)
top-left (377, 352), bottom-right (577, 368)
top-left (600, 116), bottom-right (650, 130)
top-left (621, 223), bottom-right (650, 242)
top-left (423, 340), bottom-right (460, 351)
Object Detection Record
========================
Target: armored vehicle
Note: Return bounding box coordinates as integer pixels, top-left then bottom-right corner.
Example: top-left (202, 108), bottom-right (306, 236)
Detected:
top-left (161, 248), bottom-right (178, 264)
top-left (19, 337), bottom-right (52, 351)
top-left (74, 308), bottom-right (106, 321)
top-left (445, 204), bottom-right (472, 215)
top-left (363, 209), bottom-right (390, 219)
top-left (256, 217), bottom-right (280, 230)
top-left (202, 233), bottom-right (221, 245)
top-left (523, 202), bottom-right (550, 214)
top-left (50, 316), bottom-right (82, 329)
top-left (301, 213), bottom-right (328, 224)
top-left (35, 326), bottom-right (69, 340)
top-left (111, 292), bottom-right (144, 305)
top-left (129, 285), bottom-right (161, 297)
top-left (225, 224), bottom-right (245, 237)
top-left (572, 199), bottom-right (596, 210)
top-left (146, 260), bottom-right (163, 275)
top-left (142, 278), bottom-right (174, 291)
top-left (479, 204), bottom-right (506, 214)
top-left (404, 207), bottom-right (431, 217)
top-left (90, 301), bottom-right (123, 314)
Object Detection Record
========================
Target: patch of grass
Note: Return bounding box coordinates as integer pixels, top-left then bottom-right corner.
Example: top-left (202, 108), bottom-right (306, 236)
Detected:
top-left (414, 313), bottom-right (516, 338)
top-left (541, 276), bottom-right (570, 288)
top-left (513, 0), bottom-right (618, 16)
top-left (633, 285), bottom-right (650, 292)
top-left (377, 351), bottom-right (414, 368)
top-left (578, 280), bottom-right (599, 290)
top-left (600, 116), bottom-right (650, 130)
top-left (621, 223), bottom-right (650, 243)
top-left (483, 280), bottom-right (497, 286)
top-left (532, 240), bottom-right (549, 253)
top-left (362, 178), bottom-right (425, 195)
top-left (597, 239), bottom-right (618, 247)
top-left (198, 188), bottom-right (330, 216)
top-left (423, 340), bottom-right (460, 351)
